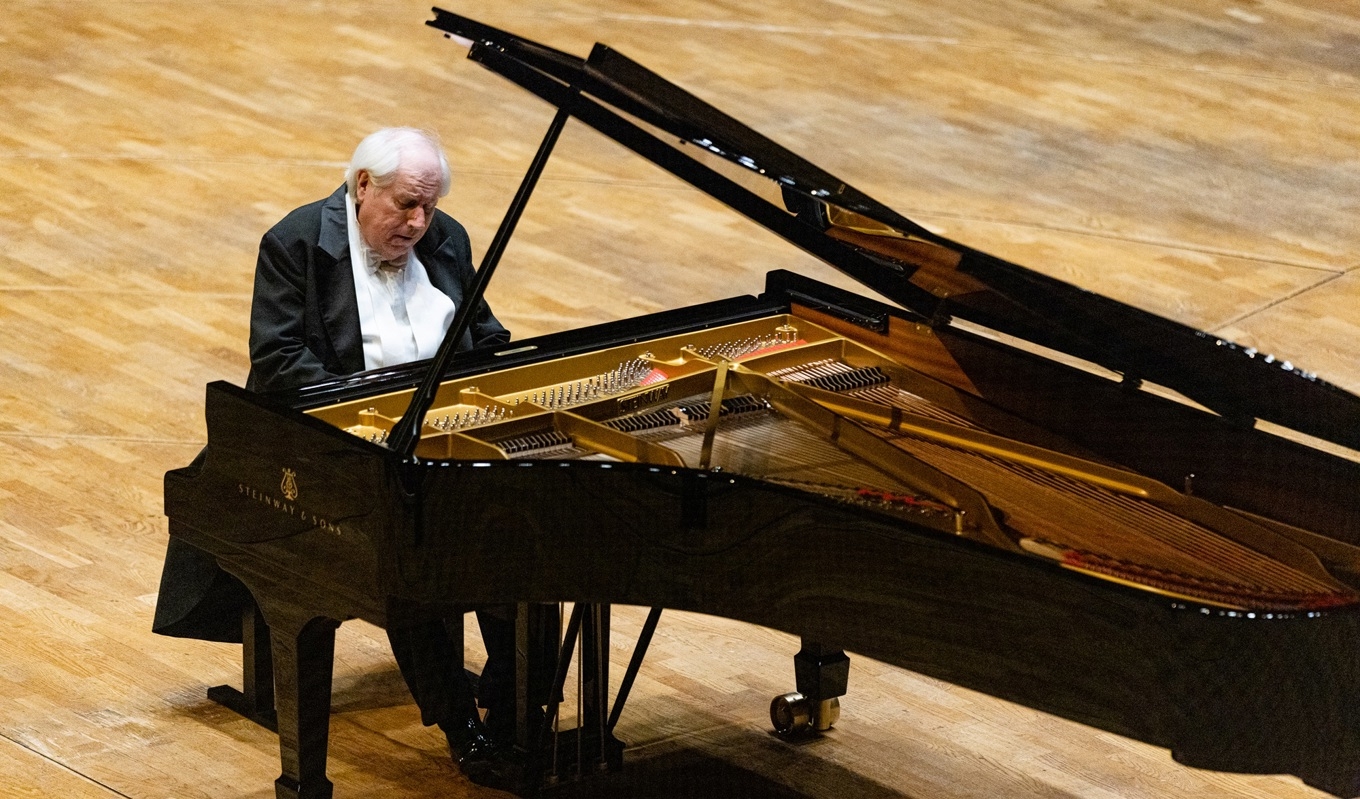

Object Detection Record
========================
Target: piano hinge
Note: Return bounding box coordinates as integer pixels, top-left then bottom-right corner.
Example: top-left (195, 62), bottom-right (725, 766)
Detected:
top-left (786, 290), bottom-right (889, 333)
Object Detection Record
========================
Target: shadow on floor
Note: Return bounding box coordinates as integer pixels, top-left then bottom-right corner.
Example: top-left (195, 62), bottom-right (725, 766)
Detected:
top-left (541, 743), bottom-right (907, 799)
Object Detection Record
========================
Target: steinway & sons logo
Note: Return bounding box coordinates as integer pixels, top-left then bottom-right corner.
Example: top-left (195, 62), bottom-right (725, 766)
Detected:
top-left (236, 466), bottom-right (341, 535)
top-left (281, 468), bottom-right (299, 500)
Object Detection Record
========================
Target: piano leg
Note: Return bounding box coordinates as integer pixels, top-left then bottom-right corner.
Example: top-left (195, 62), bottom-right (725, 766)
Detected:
top-left (207, 601), bottom-right (278, 730)
top-left (256, 599), bottom-right (340, 799)
top-left (771, 640), bottom-right (849, 736)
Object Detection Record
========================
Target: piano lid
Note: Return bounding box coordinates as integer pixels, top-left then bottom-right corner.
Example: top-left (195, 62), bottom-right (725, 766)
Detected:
top-left (426, 9), bottom-right (1360, 452)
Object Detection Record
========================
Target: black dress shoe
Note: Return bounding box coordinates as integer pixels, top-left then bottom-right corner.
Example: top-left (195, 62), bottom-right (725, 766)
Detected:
top-left (442, 714), bottom-right (498, 774)
top-left (482, 704), bottom-right (547, 748)
top-left (465, 754), bottom-right (521, 794)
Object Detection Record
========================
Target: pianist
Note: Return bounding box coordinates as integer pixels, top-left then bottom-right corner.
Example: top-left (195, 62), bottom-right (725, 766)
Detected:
top-left (154, 127), bottom-right (514, 784)
top-left (244, 126), bottom-right (509, 391)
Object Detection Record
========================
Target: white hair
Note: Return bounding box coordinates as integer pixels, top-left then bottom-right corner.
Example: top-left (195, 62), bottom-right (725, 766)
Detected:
top-left (344, 127), bottom-right (451, 197)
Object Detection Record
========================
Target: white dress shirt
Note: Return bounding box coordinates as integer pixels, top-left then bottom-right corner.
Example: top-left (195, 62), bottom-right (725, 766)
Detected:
top-left (345, 192), bottom-right (457, 370)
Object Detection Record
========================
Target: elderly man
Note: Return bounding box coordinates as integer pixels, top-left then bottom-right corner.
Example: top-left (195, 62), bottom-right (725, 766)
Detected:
top-left (246, 127), bottom-right (509, 391)
top-left (155, 128), bottom-right (517, 785)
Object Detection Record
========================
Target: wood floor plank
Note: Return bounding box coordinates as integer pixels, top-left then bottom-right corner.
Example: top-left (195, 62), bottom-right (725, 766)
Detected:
top-left (0, 733), bottom-right (125, 798)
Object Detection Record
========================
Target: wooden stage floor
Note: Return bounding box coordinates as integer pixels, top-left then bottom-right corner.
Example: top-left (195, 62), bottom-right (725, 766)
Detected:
top-left (1, 1), bottom-right (1357, 797)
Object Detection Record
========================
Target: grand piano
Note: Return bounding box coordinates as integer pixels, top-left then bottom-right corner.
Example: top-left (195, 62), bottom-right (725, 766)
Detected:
top-left (163, 8), bottom-right (1360, 798)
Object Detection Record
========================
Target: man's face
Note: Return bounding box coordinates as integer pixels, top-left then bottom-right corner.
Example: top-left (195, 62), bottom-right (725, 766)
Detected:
top-left (354, 159), bottom-right (442, 262)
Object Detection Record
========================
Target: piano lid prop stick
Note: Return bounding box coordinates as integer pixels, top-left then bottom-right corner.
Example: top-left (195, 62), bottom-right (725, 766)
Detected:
top-left (390, 103), bottom-right (574, 458)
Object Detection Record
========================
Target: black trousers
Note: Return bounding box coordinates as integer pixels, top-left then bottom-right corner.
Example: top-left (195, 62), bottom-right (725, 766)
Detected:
top-left (386, 601), bottom-right (558, 730)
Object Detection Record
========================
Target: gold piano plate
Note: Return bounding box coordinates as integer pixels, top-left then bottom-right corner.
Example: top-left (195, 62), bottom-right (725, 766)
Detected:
top-left (304, 310), bottom-right (1360, 614)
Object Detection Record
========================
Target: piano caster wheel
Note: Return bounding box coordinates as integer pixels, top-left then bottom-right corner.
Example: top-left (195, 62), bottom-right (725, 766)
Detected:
top-left (771, 693), bottom-right (840, 736)
top-left (771, 692), bottom-right (811, 736)
top-left (816, 696), bottom-right (840, 731)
